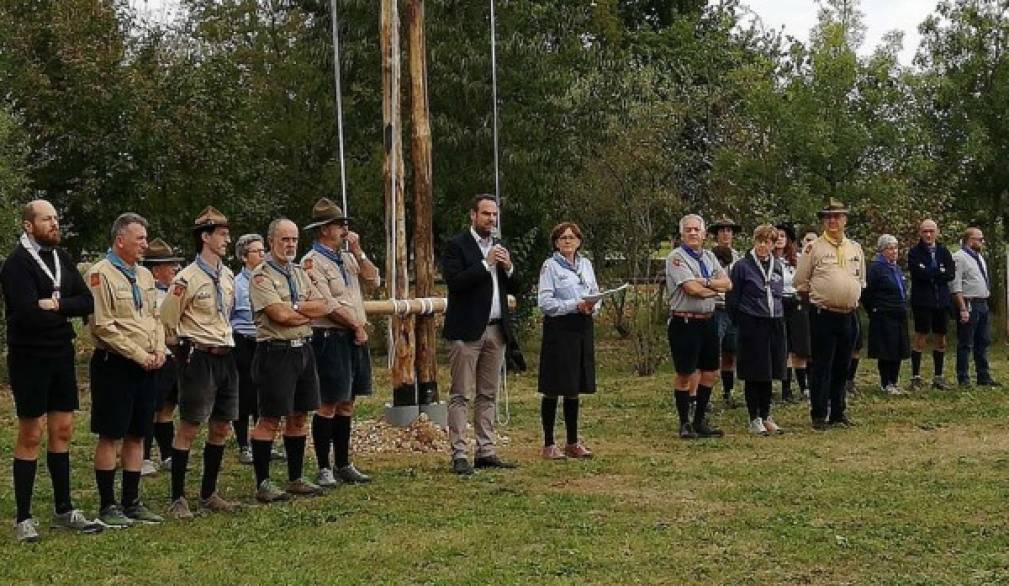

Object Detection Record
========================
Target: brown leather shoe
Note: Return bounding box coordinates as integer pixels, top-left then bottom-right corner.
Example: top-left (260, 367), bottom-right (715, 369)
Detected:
top-left (541, 445), bottom-right (566, 460)
top-left (564, 442), bottom-right (593, 459)
top-left (200, 492), bottom-right (239, 513)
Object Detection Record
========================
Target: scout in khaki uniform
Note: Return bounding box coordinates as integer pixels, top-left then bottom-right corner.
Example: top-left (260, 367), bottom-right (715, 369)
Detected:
top-left (140, 238), bottom-right (183, 477)
top-left (248, 218), bottom-right (338, 502)
top-left (160, 207), bottom-right (241, 518)
top-left (87, 213), bottom-right (166, 527)
top-left (301, 198), bottom-right (380, 487)
top-left (794, 198), bottom-right (866, 429)
top-left (665, 214), bottom-right (731, 440)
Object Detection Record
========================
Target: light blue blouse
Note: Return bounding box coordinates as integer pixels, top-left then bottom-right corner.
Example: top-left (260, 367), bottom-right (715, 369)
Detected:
top-left (230, 267), bottom-right (256, 337)
top-left (537, 253), bottom-right (601, 317)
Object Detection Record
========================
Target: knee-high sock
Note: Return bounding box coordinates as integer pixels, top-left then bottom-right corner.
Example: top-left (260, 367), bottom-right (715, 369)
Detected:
top-left (121, 469), bottom-right (140, 508)
top-left (540, 396), bottom-right (558, 446)
top-left (796, 368), bottom-right (808, 392)
top-left (333, 416), bottom-right (352, 468)
top-left (721, 370), bottom-right (734, 396)
top-left (284, 435), bottom-right (307, 481)
top-left (743, 381), bottom-right (759, 420)
top-left (200, 443), bottom-right (225, 500)
top-left (674, 390), bottom-right (691, 424)
top-left (251, 439), bottom-right (272, 486)
top-left (95, 468), bottom-right (116, 511)
top-left (47, 451), bottom-right (73, 515)
top-left (171, 448), bottom-right (189, 501)
top-left (13, 458), bottom-right (37, 522)
top-left (911, 351), bottom-right (922, 377)
top-left (311, 414), bottom-right (334, 470)
top-left (693, 385), bottom-right (712, 427)
top-left (232, 417), bottom-right (249, 450)
top-left (154, 421), bottom-right (174, 462)
top-left (563, 397), bottom-right (580, 445)
top-left (933, 350), bottom-right (945, 376)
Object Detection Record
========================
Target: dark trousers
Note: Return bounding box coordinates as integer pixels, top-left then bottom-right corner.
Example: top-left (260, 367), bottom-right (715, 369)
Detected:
top-left (956, 299), bottom-right (991, 383)
top-left (808, 308), bottom-right (857, 421)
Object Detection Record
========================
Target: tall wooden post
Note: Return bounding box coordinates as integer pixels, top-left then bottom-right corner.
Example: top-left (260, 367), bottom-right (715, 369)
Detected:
top-left (381, 0), bottom-right (416, 404)
top-left (407, 0), bottom-right (438, 404)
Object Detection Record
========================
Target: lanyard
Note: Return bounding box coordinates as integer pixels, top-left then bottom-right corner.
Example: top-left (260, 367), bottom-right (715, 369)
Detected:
top-left (21, 233), bottom-right (61, 298)
top-left (750, 250), bottom-right (776, 316)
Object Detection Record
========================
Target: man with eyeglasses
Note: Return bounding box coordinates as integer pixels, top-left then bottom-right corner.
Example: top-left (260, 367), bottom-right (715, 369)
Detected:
top-left (795, 199), bottom-right (866, 430)
top-left (951, 227), bottom-right (999, 388)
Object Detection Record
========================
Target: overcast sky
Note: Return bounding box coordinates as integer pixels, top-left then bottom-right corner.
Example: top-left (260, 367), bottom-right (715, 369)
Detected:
top-left (735, 0), bottom-right (940, 65)
top-left (132, 0), bottom-right (938, 65)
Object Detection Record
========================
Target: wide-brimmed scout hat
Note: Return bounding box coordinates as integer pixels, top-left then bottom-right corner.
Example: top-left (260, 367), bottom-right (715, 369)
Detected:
top-left (192, 206), bottom-right (229, 232)
top-left (142, 238), bottom-right (184, 265)
top-left (817, 198), bottom-right (850, 218)
top-left (304, 197), bottom-right (351, 230)
top-left (708, 217), bottom-right (743, 235)
top-left (775, 223), bottom-right (797, 243)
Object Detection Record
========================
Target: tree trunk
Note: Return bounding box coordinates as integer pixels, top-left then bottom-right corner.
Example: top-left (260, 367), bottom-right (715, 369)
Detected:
top-left (381, 0), bottom-right (416, 404)
top-left (407, 0), bottom-right (439, 404)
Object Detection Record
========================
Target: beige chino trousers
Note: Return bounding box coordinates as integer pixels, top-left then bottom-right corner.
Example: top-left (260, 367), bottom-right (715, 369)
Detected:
top-left (447, 325), bottom-right (506, 459)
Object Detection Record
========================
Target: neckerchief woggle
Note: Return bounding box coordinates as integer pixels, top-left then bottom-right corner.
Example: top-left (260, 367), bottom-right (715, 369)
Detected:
top-left (106, 249), bottom-right (142, 309)
top-left (21, 233), bottom-right (61, 299)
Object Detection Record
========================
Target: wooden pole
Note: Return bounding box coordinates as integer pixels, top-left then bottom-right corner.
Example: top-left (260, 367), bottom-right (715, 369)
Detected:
top-left (407, 0), bottom-right (438, 404)
top-left (381, 0), bottom-right (416, 403)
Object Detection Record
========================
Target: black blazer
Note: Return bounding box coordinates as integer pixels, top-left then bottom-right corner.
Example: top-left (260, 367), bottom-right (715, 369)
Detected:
top-left (440, 230), bottom-right (518, 342)
top-left (907, 240), bottom-right (954, 310)
top-left (863, 260), bottom-right (908, 314)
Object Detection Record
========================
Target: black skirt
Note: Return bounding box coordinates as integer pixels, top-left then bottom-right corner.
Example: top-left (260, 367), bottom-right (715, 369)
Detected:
top-left (734, 312), bottom-right (787, 382)
top-left (867, 308), bottom-right (911, 361)
top-left (538, 313), bottom-right (596, 396)
top-left (783, 296), bottom-right (811, 358)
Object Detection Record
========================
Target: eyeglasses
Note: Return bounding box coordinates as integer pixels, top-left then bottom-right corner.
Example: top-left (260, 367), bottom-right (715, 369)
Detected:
top-left (557, 235), bottom-right (580, 241)
top-left (247, 249), bottom-right (265, 255)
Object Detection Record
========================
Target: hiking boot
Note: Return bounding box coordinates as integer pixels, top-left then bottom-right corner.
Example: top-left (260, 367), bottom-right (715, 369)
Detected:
top-left (124, 502), bottom-right (163, 525)
top-left (563, 442), bottom-right (593, 459)
top-left (693, 419), bottom-right (724, 438)
top-left (167, 498), bottom-right (194, 519)
top-left (679, 422), bottom-right (697, 439)
top-left (237, 447), bottom-right (254, 465)
top-left (829, 415), bottom-right (857, 427)
top-left (51, 509), bottom-right (103, 534)
top-left (200, 493), bottom-right (239, 513)
top-left (763, 417), bottom-right (784, 435)
top-left (286, 477), bottom-right (323, 496)
top-left (749, 418), bottom-right (768, 435)
top-left (337, 464), bottom-right (373, 484)
top-left (256, 479), bottom-right (289, 503)
top-left (14, 518), bottom-right (40, 543)
top-left (452, 458), bottom-right (474, 476)
top-left (932, 376), bottom-right (950, 391)
top-left (474, 455), bottom-right (518, 469)
top-left (541, 445), bottom-right (566, 460)
top-left (811, 418), bottom-right (830, 431)
top-left (909, 375), bottom-right (924, 389)
top-left (98, 505), bottom-right (135, 528)
top-left (316, 468), bottom-right (339, 488)
top-left (140, 459), bottom-right (158, 477)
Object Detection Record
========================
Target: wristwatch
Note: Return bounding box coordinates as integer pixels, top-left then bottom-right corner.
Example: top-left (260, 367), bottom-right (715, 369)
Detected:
top-left (292, 303), bottom-right (301, 312)
top-left (357, 252), bottom-right (367, 261)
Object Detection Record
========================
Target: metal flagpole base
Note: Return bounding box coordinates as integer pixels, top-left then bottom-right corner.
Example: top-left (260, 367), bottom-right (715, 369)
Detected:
top-left (418, 402), bottom-right (448, 428)
top-left (384, 403), bottom-right (419, 427)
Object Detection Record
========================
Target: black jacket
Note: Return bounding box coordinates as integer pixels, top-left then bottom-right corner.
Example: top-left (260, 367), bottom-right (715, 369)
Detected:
top-left (862, 260), bottom-right (908, 314)
top-left (907, 240), bottom-right (954, 309)
top-left (0, 242), bottom-right (93, 351)
top-left (440, 230), bottom-right (518, 342)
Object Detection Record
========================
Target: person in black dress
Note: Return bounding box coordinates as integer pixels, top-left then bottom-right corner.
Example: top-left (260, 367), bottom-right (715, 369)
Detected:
top-left (864, 234), bottom-right (911, 394)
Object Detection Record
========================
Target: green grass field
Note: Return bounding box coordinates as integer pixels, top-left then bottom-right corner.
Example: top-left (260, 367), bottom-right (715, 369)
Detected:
top-left (2, 330), bottom-right (1009, 585)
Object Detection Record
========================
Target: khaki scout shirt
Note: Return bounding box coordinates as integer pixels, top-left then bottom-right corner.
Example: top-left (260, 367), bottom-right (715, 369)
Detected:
top-left (302, 246), bottom-right (380, 329)
top-left (87, 259), bottom-right (166, 365)
top-left (665, 246), bottom-right (725, 314)
top-left (160, 261), bottom-right (236, 347)
top-left (249, 256), bottom-right (323, 341)
top-left (794, 235), bottom-right (866, 311)
top-left (154, 284), bottom-right (179, 349)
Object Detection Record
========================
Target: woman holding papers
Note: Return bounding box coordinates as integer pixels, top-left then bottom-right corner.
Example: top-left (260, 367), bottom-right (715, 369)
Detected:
top-left (726, 224), bottom-right (788, 435)
top-left (537, 222), bottom-right (600, 460)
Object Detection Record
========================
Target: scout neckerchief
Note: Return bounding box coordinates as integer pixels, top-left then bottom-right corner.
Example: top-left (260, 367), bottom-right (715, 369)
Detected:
top-left (822, 232), bottom-right (847, 268)
top-left (195, 254), bottom-right (226, 317)
top-left (961, 245), bottom-right (989, 289)
top-left (265, 254), bottom-right (300, 303)
top-left (106, 249), bottom-right (142, 309)
top-left (21, 232), bottom-right (61, 299)
top-left (680, 244), bottom-right (711, 279)
top-left (750, 249), bottom-right (777, 316)
top-left (312, 241), bottom-right (349, 284)
top-left (874, 253), bottom-right (905, 300)
top-left (552, 252), bottom-right (586, 286)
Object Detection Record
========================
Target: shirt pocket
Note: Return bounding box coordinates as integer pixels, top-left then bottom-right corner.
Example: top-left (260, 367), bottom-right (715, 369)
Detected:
top-left (112, 287), bottom-right (136, 318)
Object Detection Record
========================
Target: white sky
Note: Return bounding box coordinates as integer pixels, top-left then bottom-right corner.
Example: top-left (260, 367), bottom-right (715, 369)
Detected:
top-left (734, 0), bottom-right (940, 65)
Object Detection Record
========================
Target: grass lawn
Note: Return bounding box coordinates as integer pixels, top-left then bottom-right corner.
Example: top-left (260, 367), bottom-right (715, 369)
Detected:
top-left (2, 329), bottom-right (1009, 585)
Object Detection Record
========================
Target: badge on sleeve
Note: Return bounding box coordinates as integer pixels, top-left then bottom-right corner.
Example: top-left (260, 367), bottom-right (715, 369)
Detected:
top-left (254, 274), bottom-right (266, 285)
top-left (173, 283), bottom-right (186, 297)
top-left (671, 257), bottom-right (683, 267)
top-left (90, 273), bottom-right (101, 288)
top-left (303, 258), bottom-right (313, 270)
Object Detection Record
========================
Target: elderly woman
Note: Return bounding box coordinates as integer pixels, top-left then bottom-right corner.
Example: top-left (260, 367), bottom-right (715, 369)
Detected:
top-left (863, 234), bottom-right (911, 394)
top-left (726, 225), bottom-right (787, 435)
top-left (774, 223), bottom-right (810, 403)
top-left (537, 222), bottom-right (600, 459)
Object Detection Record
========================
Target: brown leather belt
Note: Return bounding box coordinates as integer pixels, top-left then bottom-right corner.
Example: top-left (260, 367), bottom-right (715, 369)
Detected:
top-left (192, 343), bottom-right (232, 355)
top-left (670, 311), bottom-right (713, 321)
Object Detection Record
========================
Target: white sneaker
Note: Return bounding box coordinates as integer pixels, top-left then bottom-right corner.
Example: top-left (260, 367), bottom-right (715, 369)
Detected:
top-left (749, 418), bottom-right (768, 435)
top-left (14, 518), bottom-right (40, 543)
top-left (886, 384), bottom-right (903, 396)
top-left (315, 468), bottom-right (338, 488)
top-left (140, 459), bottom-right (159, 477)
top-left (763, 417), bottom-right (783, 435)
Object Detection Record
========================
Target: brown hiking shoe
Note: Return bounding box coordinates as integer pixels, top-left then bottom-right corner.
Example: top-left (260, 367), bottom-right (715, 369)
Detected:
top-left (200, 492), bottom-right (239, 513)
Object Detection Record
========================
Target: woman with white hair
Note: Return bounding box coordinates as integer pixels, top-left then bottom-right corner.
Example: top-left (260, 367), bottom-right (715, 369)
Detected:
top-left (863, 234), bottom-right (911, 394)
